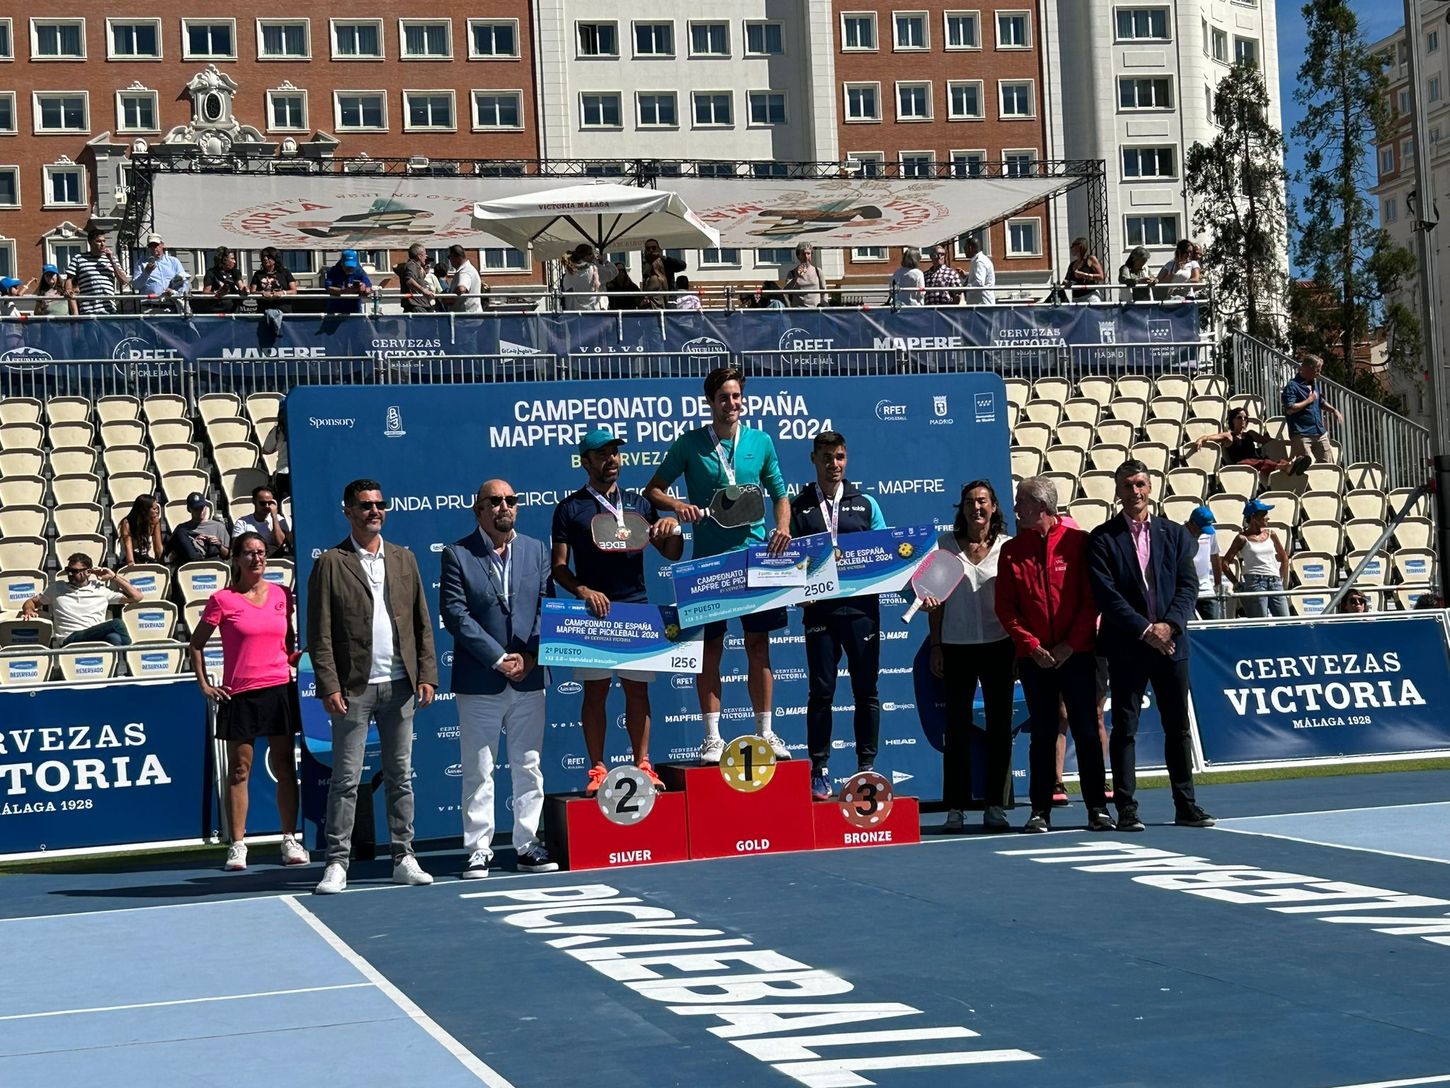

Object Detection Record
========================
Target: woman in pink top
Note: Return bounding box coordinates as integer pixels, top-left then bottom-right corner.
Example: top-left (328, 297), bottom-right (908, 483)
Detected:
top-left (188, 531), bottom-right (304, 873)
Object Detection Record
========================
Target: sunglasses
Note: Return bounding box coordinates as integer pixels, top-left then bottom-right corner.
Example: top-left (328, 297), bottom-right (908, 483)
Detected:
top-left (66, 567), bottom-right (90, 576)
top-left (485, 495), bottom-right (519, 508)
top-left (352, 500), bottom-right (386, 510)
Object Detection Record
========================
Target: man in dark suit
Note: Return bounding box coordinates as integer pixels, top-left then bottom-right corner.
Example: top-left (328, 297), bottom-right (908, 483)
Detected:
top-left (1088, 459), bottom-right (1215, 831)
top-left (440, 479), bottom-right (556, 879)
top-left (307, 478), bottom-right (438, 895)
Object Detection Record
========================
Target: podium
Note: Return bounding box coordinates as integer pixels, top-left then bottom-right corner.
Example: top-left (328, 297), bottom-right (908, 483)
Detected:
top-left (658, 759), bottom-right (816, 860)
top-left (543, 791), bottom-right (689, 872)
top-left (812, 795), bottom-right (921, 850)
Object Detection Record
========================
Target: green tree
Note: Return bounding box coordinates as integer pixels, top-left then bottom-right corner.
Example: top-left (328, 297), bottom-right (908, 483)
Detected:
top-left (1291, 0), bottom-right (1418, 377)
top-left (1184, 61), bottom-right (1289, 347)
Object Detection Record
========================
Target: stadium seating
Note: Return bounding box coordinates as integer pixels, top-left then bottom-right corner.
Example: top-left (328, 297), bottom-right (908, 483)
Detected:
top-left (124, 641), bottom-right (188, 678)
top-left (55, 643), bottom-right (120, 683)
top-left (0, 645), bottom-right (51, 685)
top-left (121, 601), bottom-right (179, 643)
top-left (0, 616), bottom-right (53, 647)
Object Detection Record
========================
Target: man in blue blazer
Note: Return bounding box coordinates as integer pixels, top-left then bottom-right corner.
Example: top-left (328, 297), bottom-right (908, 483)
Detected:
top-left (439, 479), bottom-right (557, 878)
top-left (1088, 459), bottom-right (1215, 831)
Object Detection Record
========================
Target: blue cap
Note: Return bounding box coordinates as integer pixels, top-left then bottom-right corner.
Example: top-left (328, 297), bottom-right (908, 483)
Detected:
top-left (42, 264), bottom-right (58, 274)
top-left (0, 277), bottom-right (20, 291)
top-left (340, 250), bottom-right (359, 267)
top-left (1189, 505), bottom-right (1216, 532)
top-left (579, 428), bottom-right (625, 456)
top-left (1243, 498), bottom-right (1274, 517)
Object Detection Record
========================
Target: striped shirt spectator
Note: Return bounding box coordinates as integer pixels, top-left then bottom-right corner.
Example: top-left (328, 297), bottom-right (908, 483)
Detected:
top-left (65, 231), bottom-right (129, 314)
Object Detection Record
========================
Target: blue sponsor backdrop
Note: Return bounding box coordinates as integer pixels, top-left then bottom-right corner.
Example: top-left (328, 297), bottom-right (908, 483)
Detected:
top-left (288, 375), bottom-right (1011, 838)
top-left (0, 305), bottom-right (1199, 390)
top-left (1188, 614), bottom-right (1450, 764)
top-left (0, 678), bottom-right (208, 855)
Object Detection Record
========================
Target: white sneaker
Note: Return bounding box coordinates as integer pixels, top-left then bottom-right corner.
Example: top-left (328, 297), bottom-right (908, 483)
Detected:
top-left (280, 836), bottom-right (309, 866)
top-left (392, 855), bottom-right (434, 886)
top-left (758, 730), bottom-right (792, 759)
top-left (314, 863), bottom-right (347, 895)
top-left (983, 806), bottom-right (1011, 831)
top-left (942, 809), bottom-right (965, 832)
top-left (698, 735), bottom-right (725, 764)
top-left (223, 841), bottom-right (248, 871)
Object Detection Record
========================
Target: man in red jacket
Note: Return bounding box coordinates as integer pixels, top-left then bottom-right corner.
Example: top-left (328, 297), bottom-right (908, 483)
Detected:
top-left (996, 476), bottom-right (1114, 833)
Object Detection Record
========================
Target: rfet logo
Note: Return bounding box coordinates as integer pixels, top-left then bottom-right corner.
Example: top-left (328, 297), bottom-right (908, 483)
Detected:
top-left (875, 399), bottom-right (908, 421)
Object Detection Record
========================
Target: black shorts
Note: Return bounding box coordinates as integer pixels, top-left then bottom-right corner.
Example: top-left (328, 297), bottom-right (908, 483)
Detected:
top-left (1095, 656), bottom-right (1110, 701)
top-left (214, 681), bottom-right (300, 742)
top-left (703, 607), bottom-right (789, 642)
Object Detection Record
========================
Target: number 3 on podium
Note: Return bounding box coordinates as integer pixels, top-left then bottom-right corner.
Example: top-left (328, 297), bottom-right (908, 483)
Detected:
top-left (720, 735), bottom-right (777, 792)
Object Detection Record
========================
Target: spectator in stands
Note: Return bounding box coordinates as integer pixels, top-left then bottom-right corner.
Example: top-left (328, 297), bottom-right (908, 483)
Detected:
top-left (21, 553), bottom-right (142, 647)
top-left (754, 280), bottom-right (787, 310)
top-left (641, 238), bottom-right (685, 292)
top-left (167, 492), bottom-right (232, 563)
top-left (784, 243), bottom-right (826, 307)
top-left (1117, 246), bottom-right (1157, 302)
top-left (1222, 498), bottom-right (1289, 618)
top-left (923, 244), bottom-right (965, 305)
top-left (396, 243), bottom-right (435, 313)
top-left (120, 494), bottom-right (165, 567)
top-left (963, 237), bottom-right (995, 305)
top-left (1065, 237), bottom-right (1106, 303)
top-left (604, 262), bottom-right (640, 310)
top-left (1159, 238), bottom-right (1202, 297)
top-left (65, 226), bottom-right (131, 315)
top-left (324, 250), bottom-right (373, 314)
top-left (1337, 589), bottom-right (1371, 614)
top-left (423, 254), bottom-right (445, 299)
top-left (921, 480), bottom-right (1015, 833)
top-left (1414, 593), bottom-right (1446, 609)
top-left (890, 247), bottom-right (926, 306)
top-left (1192, 407), bottom-right (1311, 477)
top-left (1282, 353), bottom-right (1342, 465)
top-left (188, 531), bottom-right (305, 874)
top-left (561, 244), bottom-right (606, 311)
top-left (263, 407), bottom-right (290, 501)
top-left (671, 275), bottom-right (702, 311)
top-left (0, 277), bottom-right (22, 316)
top-left (1186, 506), bottom-right (1224, 620)
top-left (445, 245), bottom-right (484, 314)
top-left (204, 247), bottom-right (247, 312)
top-left (249, 247), bottom-right (298, 310)
top-left (131, 233), bottom-right (190, 304)
top-left (638, 258), bottom-right (668, 309)
top-left (232, 485), bottom-right (293, 557)
top-left (33, 264), bottom-right (72, 316)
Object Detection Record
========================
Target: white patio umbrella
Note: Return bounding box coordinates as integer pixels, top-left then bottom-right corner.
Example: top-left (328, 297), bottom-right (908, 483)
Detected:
top-left (470, 182), bottom-right (719, 257)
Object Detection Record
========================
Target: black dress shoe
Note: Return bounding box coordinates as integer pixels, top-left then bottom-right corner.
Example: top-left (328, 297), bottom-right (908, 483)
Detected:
top-left (1175, 807), bottom-right (1216, 828)
top-left (1117, 807), bottom-right (1146, 832)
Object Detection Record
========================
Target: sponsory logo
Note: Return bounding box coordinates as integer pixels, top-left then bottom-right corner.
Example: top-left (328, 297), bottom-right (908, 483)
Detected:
top-left (0, 346), bottom-right (53, 369)
top-left (671, 674), bottom-right (695, 690)
top-left (892, 770), bottom-right (914, 784)
top-left (933, 395), bottom-right (949, 418)
top-left (308, 416), bottom-right (356, 429)
top-left (779, 328), bottom-right (835, 353)
top-left (557, 680), bottom-right (583, 695)
top-left (882, 737), bottom-right (917, 746)
top-left (111, 336), bottom-right (178, 363)
top-left (881, 701), bottom-right (916, 712)
top-left (1097, 321), bottom-right (1118, 344)
top-left (682, 336), bottom-right (728, 355)
top-left (444, 763), bottom-right (463, 777)
top-left (875, 399), bottom-right (908, 421)
top-left (499, 339), bottom-right (542, 356)
top-left (441, 650), bottom-right (455, 667)
top-left (974, 392), bottom-right (996, 423)
top-left (384, 405), bottom-right (406, 438)
top-left (561, 754), bottom-right (588, 771)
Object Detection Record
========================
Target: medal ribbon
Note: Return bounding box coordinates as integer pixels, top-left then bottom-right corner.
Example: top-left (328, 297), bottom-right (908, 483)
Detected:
top-left (587, 486), bottom-right (626, 533)
top-left (710, 426), bottom-right (741, 487)
top-left (817, 483), bottom-right (843, 544)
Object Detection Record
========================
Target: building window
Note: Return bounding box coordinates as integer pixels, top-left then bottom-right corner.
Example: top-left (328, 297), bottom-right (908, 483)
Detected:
top-left (1208, 25), bottom-right (1228, 62)
top-left (852, 247), bottom-right (888, 262)
top-left (401, 20), bottom-right (452, 59)
top-left (951, 150), bottom-right (986, 178)
top-left (634, 22), bottom-right (674, 57)
top-left (1384, 198), bottom-right (1398, 224)
top-left (481, 248), bottom-right (528, 272)
top-left (403, 91), bottom-right (454, 131)
top-left (944, 11), bottom-right (980, 49)
top-left (841, 13), bottom-right (876, 50)
top-left (117, 89), bottom-right (158, 132)
top-left (472, 91), bottom-right (523, 130)
top-left (0, 240), bottom-right (14, 278)
top-left (693, 91), bottom-right (732, 126)
top-left (1234, 36), bottom-right (1258, 66)
top-left (751, 163), bottom-right (789, 179)
top-left (894, 13), bottom-right (928, 50)
top-left (469, 20), bottom-right (518, 59)
top-left (0, 168), bottom-right (19, 207)
top-left (1119, 77), bottom-right (1173, 109)
top-left (700, 248), bottom-right (741, 268)
top-left (850, 152), bottom-right (886, 177)
top-left (1006, 218), bottom-right (1042, 256)
top-left (267, 90), bottom-right (307, 131)
top-left (580, 92), bottom-right (623, 128)
top-left (844, 83), bottom-right (881, 121)
top-left (1122, 146), bottom-right (1175, 177)
top-left (31, 18), bottom-right (86, 60)
top-left (257, 20), bottom-right (309, 60)
top-left (948, 81), bottom-right (984, 119)
top-left (108, 20), bottom-right (161, 60)
top-left (756, 247), bottom-right (795, 266)
top-left (748, 91), bottom-right (786, 126)
top-left (335, 92), bottom-right (386, 130)
top-left (1397, 88), bottom-right (1412, 116)
top-left (999, 80), bottom-right (1035, 118)
top-left (1004, 149), bottom-right (1037, 177)
top-left (578, 22), bottom-right (620, 57)
top-left (689, 22), bottom-right (728, 56)
top-left (901, 152), bottom-right (934, 178)
top-left (1431, 77), bottom-right (1443, 104)
top-left (34, 92), bottom-right (88, 133)
top-left (48, 237), bottom-right (83, 274)
top-left (637, 92), bottom-right (677, 127)
top-left (1429, 30), bottom-right (1440, 53)
top-left (896, 82), bottom-right (931, 120)
top-left (745, 22), bottom-right (783, 55)
top-left (1379, 147), bottom-right (1395, 175)
top-left (996, 11), bottom-right (1031, 48)
top-left (0, 20), bottom-right (11, 60)
top-left (0, 93), bottom-right (13, 133)
top-left (332, 20), bottom-right (383, 59)
top-left (43, 163), bottom-right (85, 208)
top-left (183, 20), bottom-right (236, 60)
top-left (1116, 8), bottom-right (1169, 40)
top-left (1125, 214), bottom-right (1179, 247)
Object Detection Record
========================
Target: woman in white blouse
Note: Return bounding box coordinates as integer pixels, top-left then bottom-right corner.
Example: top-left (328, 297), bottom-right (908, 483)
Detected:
top-left (921, 480), bottom-right (1015, 833)
top-left (889, 247), bottom-right (926, 306)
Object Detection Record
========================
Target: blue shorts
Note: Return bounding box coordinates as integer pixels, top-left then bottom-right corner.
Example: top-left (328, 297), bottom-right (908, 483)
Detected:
top-left (703, 608), bottom-right (789, 642)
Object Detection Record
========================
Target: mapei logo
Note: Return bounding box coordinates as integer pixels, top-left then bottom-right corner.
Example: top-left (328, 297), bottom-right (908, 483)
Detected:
top-left (444, 763), bottom-right (463, 778)
top-left (0, 346), bottom-right (53, 369)
top-left (384, 405), bottom-right (406, 438)
top-left (682, 336), bottom-right (728, 355)
top-left (874, 399), bottom-right (908, 422)
top-left (557, 680), bottom-right (583, 695)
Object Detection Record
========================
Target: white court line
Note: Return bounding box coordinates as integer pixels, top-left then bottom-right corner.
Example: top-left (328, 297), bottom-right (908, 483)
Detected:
top-left (1211, 824), bottom-right (1450, 868)
top-left (1225, 800), bottom-right (1450, 821)
top-left (281, 895), bottom-right (518, 1088)
top-left (1318, 1075), bottom-right (1450, 1088)
top-left (0, 982), bottom-right (372, 1022)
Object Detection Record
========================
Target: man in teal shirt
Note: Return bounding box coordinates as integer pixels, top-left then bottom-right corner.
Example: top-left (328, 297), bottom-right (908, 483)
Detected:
top-left (647, 366), bottom-right (793, 764)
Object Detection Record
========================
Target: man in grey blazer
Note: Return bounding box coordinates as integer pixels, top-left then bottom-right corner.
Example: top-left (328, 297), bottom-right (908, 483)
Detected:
top-left (439, 479), bottom-right (557, 878)
top-left (307, 478), bottom-right (438, 894)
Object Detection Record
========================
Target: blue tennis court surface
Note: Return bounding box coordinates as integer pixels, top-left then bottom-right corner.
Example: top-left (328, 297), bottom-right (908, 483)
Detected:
top-left (4, 770), bottom-right (1450, 1088)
